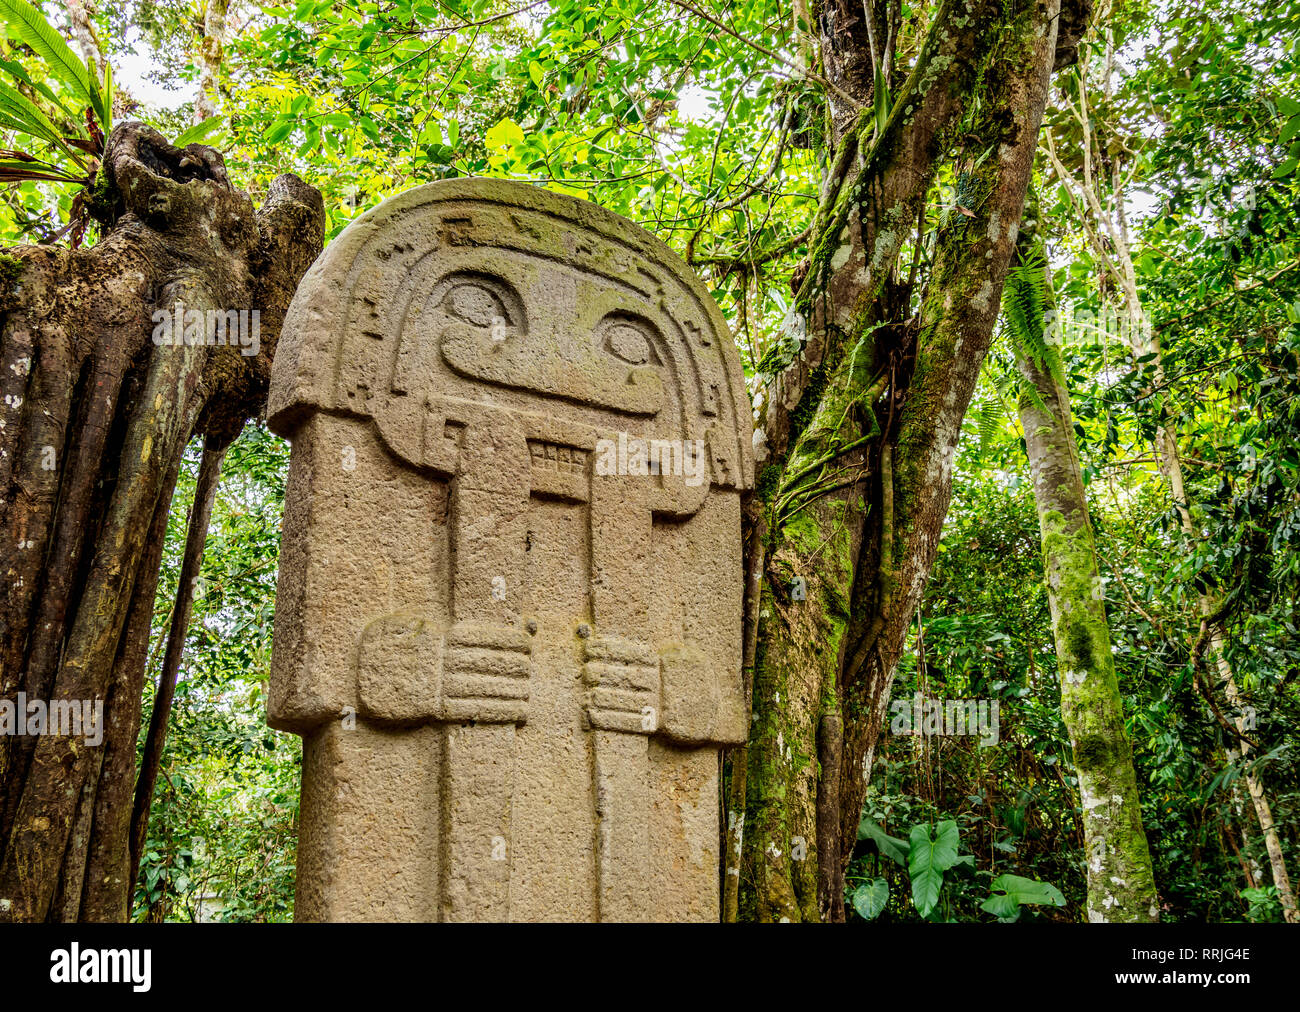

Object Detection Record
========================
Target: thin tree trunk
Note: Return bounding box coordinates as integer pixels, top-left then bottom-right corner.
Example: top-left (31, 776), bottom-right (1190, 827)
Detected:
top-left (1011, 206), bottom-right (1158, 921)
top-left (1226, 751), bottom-right (1264, 891)
top-left (1157, 336), bottom-right (1297, 923)
top-left (61, 0), bottom-right (106, 79)
top-left (127, 438), bottom-right (229, 893)
top-left (1045, 20), bottom-right (1298, 921)
top-left (196, 0), bottom-right (230, 123)
top-left (1220, 649), bottom-right (1298, 922)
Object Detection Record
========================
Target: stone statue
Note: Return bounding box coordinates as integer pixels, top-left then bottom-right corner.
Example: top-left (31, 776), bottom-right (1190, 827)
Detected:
top-left (267, 178), bottom-right (753, 921)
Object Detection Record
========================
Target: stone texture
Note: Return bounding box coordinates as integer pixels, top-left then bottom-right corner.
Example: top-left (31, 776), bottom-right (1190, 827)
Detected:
top-left (267, 178), bottom-right (753, 921)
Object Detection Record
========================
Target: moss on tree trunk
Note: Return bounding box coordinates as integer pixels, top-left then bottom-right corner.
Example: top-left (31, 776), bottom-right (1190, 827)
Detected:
top-left (731, 0), bottom-right (1072, 920)
top-left (1012, 210), bottom-right (1158, 922)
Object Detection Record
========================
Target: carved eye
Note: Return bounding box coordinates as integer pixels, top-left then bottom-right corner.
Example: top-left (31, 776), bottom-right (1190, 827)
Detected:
top-left (605, 323), bottom-right (651, 364)
top-left (599, 314), bottom-right (661, 367)
top-left (445, 283), bottom-right (509, 328)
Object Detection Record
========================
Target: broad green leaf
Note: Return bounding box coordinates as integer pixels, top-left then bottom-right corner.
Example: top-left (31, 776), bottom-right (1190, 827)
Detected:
top-left (986, 873), bottom-right (1066, 907)
top-left (851, 878), bottom-right (889, 920)
top-left (980, 891), bottom-right (1022, 921)
top-left (857, 817), bottom-right (909, 866)
top-left (175, 116), bottom-right (225, 147)
top-left (485, 117), bottom-right (525, 149)
top-left (981, 874), bottom-right (1065, 920)
top-left (101, 58), bottom-right (111, 133)
top-left (0, 0), bottom-right (105, 125)
top-left (908, 820), bottom-right (961, 917)
top-left (264, 119), bottom-right (295, 145)
top-left (0, 56), bottom-right (78, 120)
top-left (0, 79), bottom-right (61, 144)
top-left (873, 65), bottom-right (890, 137)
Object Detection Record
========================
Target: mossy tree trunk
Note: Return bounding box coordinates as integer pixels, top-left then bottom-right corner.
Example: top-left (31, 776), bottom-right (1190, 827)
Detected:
top-left (1011, 209), bottom-right (1158, 922)
top-left (1045, 32), bottom-right (1298, 922)
top-left (0, 123), bottom-right (323, 922)
top-left (726, 0), bottom-right (1084, 921)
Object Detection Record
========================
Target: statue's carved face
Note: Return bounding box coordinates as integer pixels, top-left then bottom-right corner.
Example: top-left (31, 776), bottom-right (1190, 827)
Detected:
top-left (430, 260), bottom-right (670, 418)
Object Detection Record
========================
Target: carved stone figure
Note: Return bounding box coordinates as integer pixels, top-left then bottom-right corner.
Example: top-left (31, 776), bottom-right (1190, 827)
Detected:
top-left (267, 178), bottom-right (753, 921)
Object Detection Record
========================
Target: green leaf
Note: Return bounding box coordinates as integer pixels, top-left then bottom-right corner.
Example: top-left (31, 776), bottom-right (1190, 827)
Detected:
top-left (100, 58), bottom-right (112, 133)
top-left (857, 817), bottom-right (909, 866)
top-left (174, 116), bottom-right (225, 147)
top-left (0, 56), bottom-right (78, 120)
top-left (987, 873), bottom-right (1066, 906)
top-left (485, 117), bottom-right (525, 149)
top-left (851, 877), bottom-right (889, 920)
top-left (0, 79), bottom-right (61, 144)
top-left (980, 891), bottom-right (1022, 920)
top-left (528, 60), bottom-right (544, 88)
top-left (908, 820), bottom-right (961, 917)
top-left (980, 873), bottom-right (1066, 920)
top-left (264, 119), bottom-right (295, 145)
top-left (0, 0), bottom-right (105, 125)
top-left (873, 65), bottom-right (891, 137)
top-left (1277, 95), bottom-right (1300, 117)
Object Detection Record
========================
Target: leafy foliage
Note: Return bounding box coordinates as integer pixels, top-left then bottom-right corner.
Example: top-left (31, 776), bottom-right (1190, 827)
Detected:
top-left (0, 0), bottom-right (112, 242)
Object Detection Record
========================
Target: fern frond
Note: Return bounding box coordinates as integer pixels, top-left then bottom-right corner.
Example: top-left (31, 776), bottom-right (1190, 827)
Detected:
top-left (1002, 249), bottom-right (1066, 390)
top-left (976, 396), bottom-right (1006, 461)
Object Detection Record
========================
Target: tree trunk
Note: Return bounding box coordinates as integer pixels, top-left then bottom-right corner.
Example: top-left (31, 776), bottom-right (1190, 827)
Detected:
top-left (730, 0), bottom-right (1082, 920)
top-left (1221, 646), bottom-right (1298, 922)
top-left (61, 0), bottom-right (106, 80)
top-left (1010, 206), bottom-right (1158, 921)
top-left (196, 0), bottom-right (231, 123)
top-left (0, 122), bottom-right (323, 922)
top-left (127, 437), bottom-right (228, 890)
top-left (1044, 27), bottom-right (1298, 922)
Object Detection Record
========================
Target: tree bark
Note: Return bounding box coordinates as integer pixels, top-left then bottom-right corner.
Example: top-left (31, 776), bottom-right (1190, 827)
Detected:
top-left (735, 0), bottom-right (1075, 920)
top-left (1045, 53), bottom-right (1298, 920)
top-left (61, 0), bottom-right (106, 80)
top-left (1220, 643), bottom-right (1298, 922)
top-left (0, 122), bottom-right (322, 922)
top-left (1011, 202), bottom-right (1158, 921)
top-left (127, 437), bottom-right (228, 892)
top-left (196, 0), bottom-right (231, 123)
